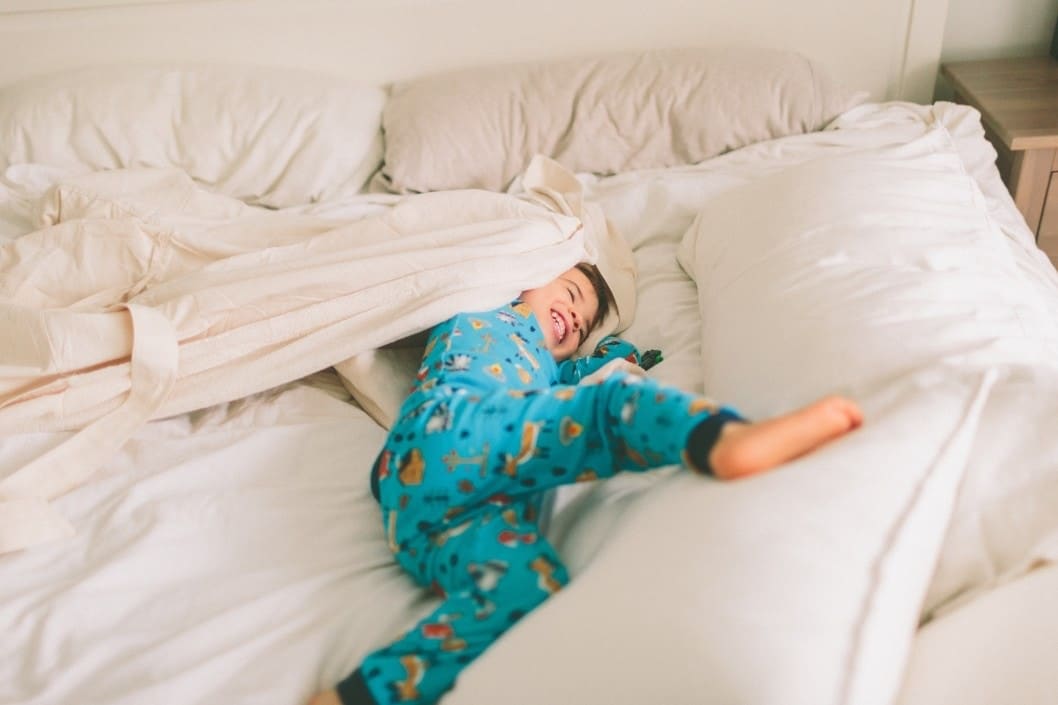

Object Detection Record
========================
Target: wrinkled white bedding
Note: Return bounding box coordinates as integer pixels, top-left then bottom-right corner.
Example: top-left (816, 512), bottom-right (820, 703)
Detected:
top-left (0, 158), bottom-right (637, 554)
top-left (1, 102), bottom-right (1056, 705)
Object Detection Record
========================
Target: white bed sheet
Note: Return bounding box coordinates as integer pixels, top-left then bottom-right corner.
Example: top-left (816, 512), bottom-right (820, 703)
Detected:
top-left (0, 374), bottom-right (429, 705)
top-left (898, 562), bottom-right (1058, 705)
top-left (1, 102), bottom-right (1054, 705)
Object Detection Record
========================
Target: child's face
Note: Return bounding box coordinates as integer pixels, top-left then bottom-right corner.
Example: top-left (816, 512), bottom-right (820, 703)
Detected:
top-left (520, 267), bottom-right (600, 362)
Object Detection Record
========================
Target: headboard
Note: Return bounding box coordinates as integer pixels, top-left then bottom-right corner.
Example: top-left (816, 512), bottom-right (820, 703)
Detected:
top-left (0, 0), bottom-right (948, 102)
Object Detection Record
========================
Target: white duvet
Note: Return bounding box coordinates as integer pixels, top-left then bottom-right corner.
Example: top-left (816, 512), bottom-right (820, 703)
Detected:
top-left (0, 156), bottom-right (638, 554)
top-left (1, 102), bottom-right (1057, 705)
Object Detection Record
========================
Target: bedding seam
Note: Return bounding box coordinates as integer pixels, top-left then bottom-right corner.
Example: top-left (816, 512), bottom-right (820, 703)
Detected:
top-left (835, 369), bottom-right (996, 705)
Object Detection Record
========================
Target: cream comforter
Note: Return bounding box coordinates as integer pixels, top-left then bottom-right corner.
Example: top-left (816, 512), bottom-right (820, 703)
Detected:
top-left (0, 157), bottom-right (633, 554)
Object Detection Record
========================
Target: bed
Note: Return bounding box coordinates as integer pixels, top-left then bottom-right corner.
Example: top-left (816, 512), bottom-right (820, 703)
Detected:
top-left (1, 1), bottom-right (1057, 704)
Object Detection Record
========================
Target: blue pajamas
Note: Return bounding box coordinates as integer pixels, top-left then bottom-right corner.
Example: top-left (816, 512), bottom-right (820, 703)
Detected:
top-left (337, 301), bottom-right (741, 705)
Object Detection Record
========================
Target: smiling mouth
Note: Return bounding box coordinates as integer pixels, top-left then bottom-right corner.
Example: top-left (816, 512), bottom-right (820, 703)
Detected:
top-left (550, 310), bottom-right (568, 344)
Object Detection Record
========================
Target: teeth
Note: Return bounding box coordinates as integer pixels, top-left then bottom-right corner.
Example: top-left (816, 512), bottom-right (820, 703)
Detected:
top-left (551, 311), bottom-right (566, 342)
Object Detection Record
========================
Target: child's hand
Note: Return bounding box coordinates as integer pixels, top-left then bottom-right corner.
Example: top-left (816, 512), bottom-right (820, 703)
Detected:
top-left (305, 690), bottom-right (342, 705)
top-left (577, 357), bottom-right (647, 386)
top-left (558, 335), bottom-right (655, 384)
top-left (639, 349), bottom-right (663, 370)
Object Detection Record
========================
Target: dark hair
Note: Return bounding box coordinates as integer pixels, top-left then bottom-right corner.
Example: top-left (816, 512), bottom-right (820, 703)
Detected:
top-left (574, 262), bottom-right (614, 335)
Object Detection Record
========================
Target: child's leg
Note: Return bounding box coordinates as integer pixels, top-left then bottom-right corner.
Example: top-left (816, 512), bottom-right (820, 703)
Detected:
top-left (335, 501), bottom-right (566, 705)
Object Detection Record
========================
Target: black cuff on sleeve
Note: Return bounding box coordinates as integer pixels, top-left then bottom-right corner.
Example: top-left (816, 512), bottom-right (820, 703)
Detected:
top-left (369, 455), bottom-right (382, 502)
top-left (687, 410), bottom-right (744, 475)
top-left (336, 669), bottom-right (378, 705)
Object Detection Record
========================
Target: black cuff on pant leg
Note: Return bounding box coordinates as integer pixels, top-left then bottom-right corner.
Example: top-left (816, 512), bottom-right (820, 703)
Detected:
top-left (336, 669), bottom-right (378, 705)
top-left (687, 410), bottom-right (744, 475)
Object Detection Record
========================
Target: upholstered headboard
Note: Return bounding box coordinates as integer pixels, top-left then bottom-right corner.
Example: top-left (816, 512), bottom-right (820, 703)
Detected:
top-left (0, 0), bottom-right (947, 102)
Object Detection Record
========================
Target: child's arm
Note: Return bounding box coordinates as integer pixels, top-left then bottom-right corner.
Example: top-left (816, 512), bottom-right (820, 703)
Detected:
top-left (556, 336), bottom-right (662, 385)
top-left (694, 396), bottom-right (863, 480)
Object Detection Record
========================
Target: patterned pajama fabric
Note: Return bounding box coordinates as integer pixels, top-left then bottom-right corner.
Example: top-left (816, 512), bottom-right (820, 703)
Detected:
top-left (338, 301), bottom-right (739, 705)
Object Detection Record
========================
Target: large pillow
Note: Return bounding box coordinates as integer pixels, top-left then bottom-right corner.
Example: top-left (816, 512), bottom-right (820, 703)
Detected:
top-left (378, 48), bottom-right (861, 193)
top-left (675, 124), bottom-right (1058, 616)
top-left (446, 368), bottom-right (995, 705)
top-left (0, 64), bottom-right (385, 208)
top-left (676, 125), bottom-right (1058, 417)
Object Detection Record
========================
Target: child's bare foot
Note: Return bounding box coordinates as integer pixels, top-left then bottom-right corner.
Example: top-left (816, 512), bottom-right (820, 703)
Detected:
top-left (305, 690), bottom-right (342, 705)
top-left (708, 396), bottom-right (863, 480)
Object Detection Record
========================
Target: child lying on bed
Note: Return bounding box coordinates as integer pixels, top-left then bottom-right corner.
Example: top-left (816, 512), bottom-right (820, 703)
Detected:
top-left (310, 263), bottom-right (863, 705)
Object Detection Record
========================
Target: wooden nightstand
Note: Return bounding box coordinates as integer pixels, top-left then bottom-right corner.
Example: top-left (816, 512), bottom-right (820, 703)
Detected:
top-left (941, 57), bottom-right (1058, 267)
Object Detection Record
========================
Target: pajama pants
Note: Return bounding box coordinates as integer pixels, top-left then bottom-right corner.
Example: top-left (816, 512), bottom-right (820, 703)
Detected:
top-left (338, 369), bottom-right (739, 705)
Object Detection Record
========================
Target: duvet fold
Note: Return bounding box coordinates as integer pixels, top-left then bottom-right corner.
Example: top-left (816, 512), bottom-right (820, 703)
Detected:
top-left (0, 157), bottom-right (629, 554)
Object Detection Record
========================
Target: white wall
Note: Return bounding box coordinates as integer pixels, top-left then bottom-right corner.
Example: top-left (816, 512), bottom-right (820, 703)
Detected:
top-left (1, 0), bottom-right (1037, 102)
top-left (941, 0), bottom-right (1057, 61)
top-left (935, 0), bottom-right (1057, 98)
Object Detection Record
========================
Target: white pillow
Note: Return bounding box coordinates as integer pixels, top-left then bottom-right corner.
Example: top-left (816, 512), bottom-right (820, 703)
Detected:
top-left (675, 125), bottom-right (1058, 615)
top-left (447, 369), bottom-right (995, 705)
top-left (0, 64), bottom-right (385, 208)
top-left (337, 346), bottom-right (422, 429)
top-left (676, 126), bottom-right (1058, 417)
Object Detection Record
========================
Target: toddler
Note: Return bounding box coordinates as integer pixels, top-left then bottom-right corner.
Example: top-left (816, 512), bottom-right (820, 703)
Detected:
top-left (310, 263), bottom-right (862, 705)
